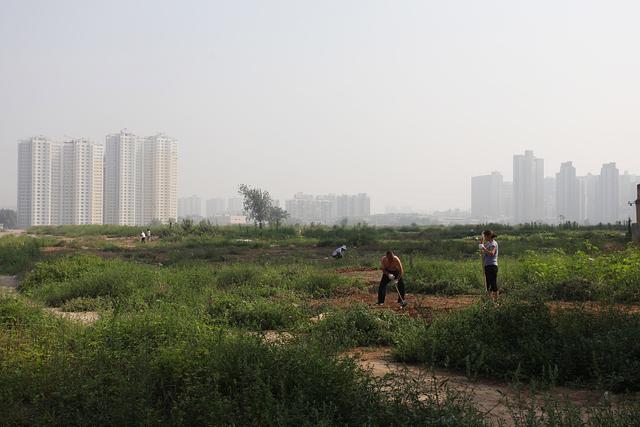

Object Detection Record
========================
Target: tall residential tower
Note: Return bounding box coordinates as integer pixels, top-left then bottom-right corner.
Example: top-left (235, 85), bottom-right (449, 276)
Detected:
top-left (104, 130), bottom-right (139, 225)
top-left (556, 162), bottom-right (580, 223)
top-left (17, 137), bottom-right (103, 228)
top-left (513, 150), bottom-right (544, 223)
top-left (17, 137), bottom-right (61, 228)
top-left (471, 172), bottom-right (503, 221)
top-left (138, 134), bottom-right (178, 225)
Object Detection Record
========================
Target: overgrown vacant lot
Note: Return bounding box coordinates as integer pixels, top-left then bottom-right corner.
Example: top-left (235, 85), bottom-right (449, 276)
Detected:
top-left (2, 223), bottom-right (640, 426)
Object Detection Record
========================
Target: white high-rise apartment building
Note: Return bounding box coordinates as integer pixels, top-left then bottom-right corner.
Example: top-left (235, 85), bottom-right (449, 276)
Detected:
top-left (336, 193), bottom-right (371, 218)
top-left (17, 137), bottom-right (103, 228)
top-left (227, 197), bottom-right (244, 215)
top-left (138, 134), bottom-right (178, 225)
top-left (513, 150), bottom-right (544, 223)
top-left (206, 198), bottom-right (226, 217)
top-left (578, 173), bottom-right (599, 224)
top-left (543, 177), bottom-right (556, 222)
top-left (556, 162), bottom-right (580, 223)
top-left (104, 130), bottom-right (178, 226)
top-left (285, 192), bottom-right (370, 224)
top-left (104, 130), bottom-right (139, 225)
top-left (178, 195), bottom-right (203, 218)
top-left (17, 137), bottom-right (61, 228)
top-left (597, 162), bottom-right (619, 224)
top-left (619, 172), bottom-right (639, 221)
top-left (61, 139), bottom-right (104, 225)
top-left (471, 172), bottom-right (503, 220)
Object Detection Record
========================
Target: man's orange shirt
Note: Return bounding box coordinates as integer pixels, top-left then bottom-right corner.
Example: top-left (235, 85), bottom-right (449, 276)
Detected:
top-left (381, 255), bottom-right (404, 277)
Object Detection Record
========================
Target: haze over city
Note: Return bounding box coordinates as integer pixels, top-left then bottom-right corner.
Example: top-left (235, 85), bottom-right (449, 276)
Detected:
top-left (2, 1), bottom-right (640, 214)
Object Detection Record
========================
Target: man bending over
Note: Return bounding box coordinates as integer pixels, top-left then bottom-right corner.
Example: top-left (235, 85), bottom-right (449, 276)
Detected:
top-left (378, 250), bottom-right (406, 306)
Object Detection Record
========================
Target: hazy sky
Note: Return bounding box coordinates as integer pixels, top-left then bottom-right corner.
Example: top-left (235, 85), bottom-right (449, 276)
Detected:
top-left (2, 1), bottom-right (640, 213)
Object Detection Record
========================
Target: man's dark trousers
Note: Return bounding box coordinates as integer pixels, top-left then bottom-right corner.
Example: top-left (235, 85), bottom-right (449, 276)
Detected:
top-left (378, 271), bottom-right (405, 304)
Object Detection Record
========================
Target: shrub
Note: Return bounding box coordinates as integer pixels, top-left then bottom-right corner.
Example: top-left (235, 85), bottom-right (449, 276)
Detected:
top-left (0, 295), bottom-right (43, 329)
top-left (309, 305), bottom-right (407, 349)
top-left (206, 293), bottom-right (305, 330)
top-left (214, 264), bottom-right (261, 288)
top-left (20, 254), bottom-right (107, 292)
top-left (553, 308), bottom-right (640, 392)
top-left (0, 236), bottom-right (42, 275)
top-left (394, 299), bottom-right (640, 391)
top-left (23, 255), bottom-right (159, 308)
top-left (0, 308), bottom-right (487, 426)
top-left (59, 296), bottom-right (110, 312)
top-left (408, 258), bottom-right (482, 295)
top-left (293, 271), bottom-right (356, 298)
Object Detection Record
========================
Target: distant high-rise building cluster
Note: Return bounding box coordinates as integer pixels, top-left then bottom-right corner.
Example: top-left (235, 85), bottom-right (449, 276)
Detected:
top-left (17, 131), bottom-right (178, 228)
top-left (285, 193), bottom-right (370, 224)
top-left (177, 193), bottom-right (370, 226)
top-left (471, 150), bottom-right (638, 224)
top-left (177, 196), bottom-right (247, 225)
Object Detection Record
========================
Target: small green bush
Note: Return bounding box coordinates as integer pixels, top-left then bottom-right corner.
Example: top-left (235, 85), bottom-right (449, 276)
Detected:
top-left (294, 271), bottom-right (356, 298)
top-left (59, 296), bottom-right (110, 312)
top-left (206, 293), bottom-right (305, 330)
top-left (0, 236), bottom-right (42, 274)
top-left (309, 305), bottom-right (408, 349)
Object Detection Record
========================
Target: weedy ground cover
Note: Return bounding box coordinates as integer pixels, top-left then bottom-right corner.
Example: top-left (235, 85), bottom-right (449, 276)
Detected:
top-left (2, 224), bottom-right (640, 425)
top-left (394, 299), bottom-right (640, 392)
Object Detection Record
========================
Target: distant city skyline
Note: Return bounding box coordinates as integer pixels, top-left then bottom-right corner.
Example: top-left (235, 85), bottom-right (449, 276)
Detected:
top-left (471, 150), bottom-right (639, 224)
top-left (11, 133), bottom-right (640, 224)
top-left (177, 192), bottom-right (371, 225)
top-left (3, 2), bottom-right (640, 213)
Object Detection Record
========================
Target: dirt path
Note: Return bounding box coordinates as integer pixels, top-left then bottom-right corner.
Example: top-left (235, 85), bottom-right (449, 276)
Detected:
top-left (0, 229), bottom-right (26, 238)
top-left (349, 347), bottom-right (613, 427)
top-left (0, 274), bottom-right (19, 293)
top-left (334, 267), bottom-right (640, 316)
top-left (43, 307), bottom-right (100, 324)
top-left (0, 274), bottom-right (99, 324)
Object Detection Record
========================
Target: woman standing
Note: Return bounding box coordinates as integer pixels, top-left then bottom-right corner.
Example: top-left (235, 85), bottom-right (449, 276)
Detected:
top-left (479, 230), bottom-right (499, 302)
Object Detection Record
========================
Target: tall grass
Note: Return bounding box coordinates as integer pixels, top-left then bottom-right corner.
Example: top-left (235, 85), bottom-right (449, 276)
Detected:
top-left (394, 299), bottom-right (640, 391)
top-left (0, 297), bottom-right (487, 426)
top-left (0, 236), bottom-right (42, 274)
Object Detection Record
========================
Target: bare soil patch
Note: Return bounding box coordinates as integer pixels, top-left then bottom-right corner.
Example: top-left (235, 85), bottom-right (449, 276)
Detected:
top-left (349, 347), bottom-right (616, 427)
top-left (0, 275), bottom-right (19, 290)
top-left (44, 308), bottom-right (100, 324)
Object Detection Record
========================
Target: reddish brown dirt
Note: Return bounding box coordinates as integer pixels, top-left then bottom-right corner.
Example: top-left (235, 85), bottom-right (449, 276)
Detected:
top-left (41, 246), bottom-right (70, 253)
top-left (348, 347), bottom-right (619, 427)
top-left (548, 300), bottom-right (640, 314)
top-left (332, 267), bottom-right (640, 316)
top-left (310, 286), bottom-right (478, 320)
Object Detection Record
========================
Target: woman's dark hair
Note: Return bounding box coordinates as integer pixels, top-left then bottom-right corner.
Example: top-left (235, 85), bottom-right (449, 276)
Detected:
top-left (482, 230), bottom-right (497, 239)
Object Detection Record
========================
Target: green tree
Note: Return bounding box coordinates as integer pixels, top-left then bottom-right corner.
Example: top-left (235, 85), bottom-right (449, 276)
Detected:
top-left (238, 184), bottom-right (288, 228)
top-left (238, 184), bottom-right (272, 228)
top-left (268, 206), bottom-right (289, 228)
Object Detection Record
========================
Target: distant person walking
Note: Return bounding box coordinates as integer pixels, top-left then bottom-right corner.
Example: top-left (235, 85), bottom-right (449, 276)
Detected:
top-left (479, 230), bottom-right (499, 302)
top-left (140, 231), bottom-right (146, 243)
top-left (377, 250), bottom-right (406, 306)
top-left (146, 228), bottom-right (151, 242)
